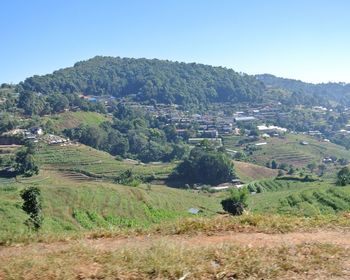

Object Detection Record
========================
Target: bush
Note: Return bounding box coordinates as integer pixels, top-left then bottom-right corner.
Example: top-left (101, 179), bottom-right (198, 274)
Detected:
top-left (221, 188), bottom-right (249, 216)
top-left (20, 186), bottom-right (43, 230)
top-left (115, 169), bottom-right (141, 187)
top-left (336, 167), bottom-right (350, 186)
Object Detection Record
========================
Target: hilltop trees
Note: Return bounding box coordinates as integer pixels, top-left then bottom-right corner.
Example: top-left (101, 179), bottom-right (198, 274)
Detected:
top-left (18, 56), bottom-right (266, 110)
top-left (18, 91), bottom-right (47, 116)
top-left (46, 94), bottom-right (69, 112)
top-left (172, 144), bottom-right (235, 185)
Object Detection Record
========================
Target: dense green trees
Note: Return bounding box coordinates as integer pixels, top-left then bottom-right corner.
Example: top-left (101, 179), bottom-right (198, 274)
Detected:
top-left (15, 145), bottom-right (39, 177)
top-left (0, 113), bottom-right (18, 133)
top-left (18, 91), bottom-right (47, 116)
top-left (18, 56), bottom-right (266, 110)
top-left (17, 91), bottom-right (105, 116)
top-left (256, 74), bottom-right (350, 106)
top-left (64, 104), bottom-right (188, 163)
top-left (172, 144), bottom-right (235, 185)
top-left (47, 94), bottom-right (69, 112)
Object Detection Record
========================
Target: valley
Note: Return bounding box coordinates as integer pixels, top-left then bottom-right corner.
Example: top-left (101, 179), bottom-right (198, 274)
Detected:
top-left (1, 57), bottom-right (350, 279)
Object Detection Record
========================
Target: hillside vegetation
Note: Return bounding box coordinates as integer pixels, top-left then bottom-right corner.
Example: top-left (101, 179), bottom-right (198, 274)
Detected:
top-left (43, 111), bottom-right (109, 131)
top-left (19, 56), bottom-right (266, 109)
top-left (256, 73), bottom-right (350, 105)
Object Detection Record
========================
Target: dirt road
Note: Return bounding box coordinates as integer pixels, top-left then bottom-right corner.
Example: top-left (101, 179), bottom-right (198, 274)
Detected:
top-left (1, 229), bottom-right (350, 258)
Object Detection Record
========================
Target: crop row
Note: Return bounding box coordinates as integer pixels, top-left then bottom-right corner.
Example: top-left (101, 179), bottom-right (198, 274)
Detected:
top-left (281, 187), bottom-right (350, 215)
top-left (247, 179), bottom-right (288, 193)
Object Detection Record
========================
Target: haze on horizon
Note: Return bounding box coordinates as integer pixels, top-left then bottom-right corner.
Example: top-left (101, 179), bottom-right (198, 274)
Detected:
top-left (1, 0), bottom-right (350, 84)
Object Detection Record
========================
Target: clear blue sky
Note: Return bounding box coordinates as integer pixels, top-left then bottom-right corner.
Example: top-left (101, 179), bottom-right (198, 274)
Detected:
top-left (1, 0), bottom-right (350, 84)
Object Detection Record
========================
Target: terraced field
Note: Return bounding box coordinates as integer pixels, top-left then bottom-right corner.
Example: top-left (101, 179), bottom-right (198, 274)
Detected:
top-left (36, 144), bottom-right (175, 180)
top-left (280, 186), bottom-right (350, 215)
top-left (0, 145), bottom-right (19, 168)
top-left (264, 135), bottom-right (350, 166)
top-left (247, 177), bottom-right (350, 216)
top-left (224, 133), bottom-right (350, 168)
top-left (246, 179), bottom-right (292, 193)
top-left (256, 150), bottom-right (314, 166)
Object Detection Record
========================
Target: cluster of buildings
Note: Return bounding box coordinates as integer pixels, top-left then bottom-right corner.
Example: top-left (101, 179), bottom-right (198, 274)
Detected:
top-left (127, 102), bottom-right (291, 147)
top-left (129, 102), bottom-right (289, 146)
top-left (1, 127), bottom-right (71, 146)
top-left (3, 127), bottom-right (44, 143)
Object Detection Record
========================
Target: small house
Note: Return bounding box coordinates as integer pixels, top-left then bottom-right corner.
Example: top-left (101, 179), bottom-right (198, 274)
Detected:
top-left (30, 127), bottom-right (43, 135)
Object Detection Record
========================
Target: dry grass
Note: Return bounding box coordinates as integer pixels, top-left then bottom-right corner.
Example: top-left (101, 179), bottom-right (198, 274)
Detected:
top-left (0, 241), bottom-right (348, 279)
top-left (3, 213), bottom-right (349, 246)
top-left (233, 160), bottom-right (278, 182)
top-left (1, 214), bottom-right (350, 279)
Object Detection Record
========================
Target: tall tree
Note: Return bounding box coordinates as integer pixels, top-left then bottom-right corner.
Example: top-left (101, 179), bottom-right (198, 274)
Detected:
top-left (21, 186), bottom-right (43, 230)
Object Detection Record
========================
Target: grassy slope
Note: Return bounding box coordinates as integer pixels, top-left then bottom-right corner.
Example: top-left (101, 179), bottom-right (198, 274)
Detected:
top-left (224, 133), bottom-right (350, 168)
top-left (247, 178), bottom-right (350, 215)
top-left (0, 143), bottom-right (221, 242)
top-left (1, 140), bottom-right (350, 243)
top-left (233, 160), bottom-right (278, 182)
top-left (43, 111), bottom-right (109, 131)
top-left (0, 169), bottom-right (221, 241)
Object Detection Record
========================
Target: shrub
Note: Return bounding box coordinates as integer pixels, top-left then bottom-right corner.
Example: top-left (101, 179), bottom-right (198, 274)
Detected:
top-left (115, 169), bottom-right (141, 187)
top-left (221, 188), bottom-right (249, 215)
top-left (20, 186), bottom-right (43, 230)
top-left (336, 167), bottom-right (350, 186)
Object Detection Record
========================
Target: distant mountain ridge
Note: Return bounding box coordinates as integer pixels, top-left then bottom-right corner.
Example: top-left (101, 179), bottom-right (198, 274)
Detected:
top-left (256, 74), bottom-right (350, 105)
top-left (18, 56), bottom-right (266, 109)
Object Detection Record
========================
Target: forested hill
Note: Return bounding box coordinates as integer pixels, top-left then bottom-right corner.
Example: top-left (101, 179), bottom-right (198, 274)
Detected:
top-left (256, 74), bottom-right (350, 105)
top-left (18, 56), bottom-right (266, 108)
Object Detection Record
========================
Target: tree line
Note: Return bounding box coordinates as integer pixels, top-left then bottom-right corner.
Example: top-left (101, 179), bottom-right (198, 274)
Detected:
top-left (18, 56), bottom-right (266, 110)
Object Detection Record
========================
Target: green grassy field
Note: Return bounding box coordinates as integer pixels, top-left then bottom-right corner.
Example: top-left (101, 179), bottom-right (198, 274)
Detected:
top-left (0, 169), bottom-right (221, 243)
top-left (42, 111), bottom-right (109, 131)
